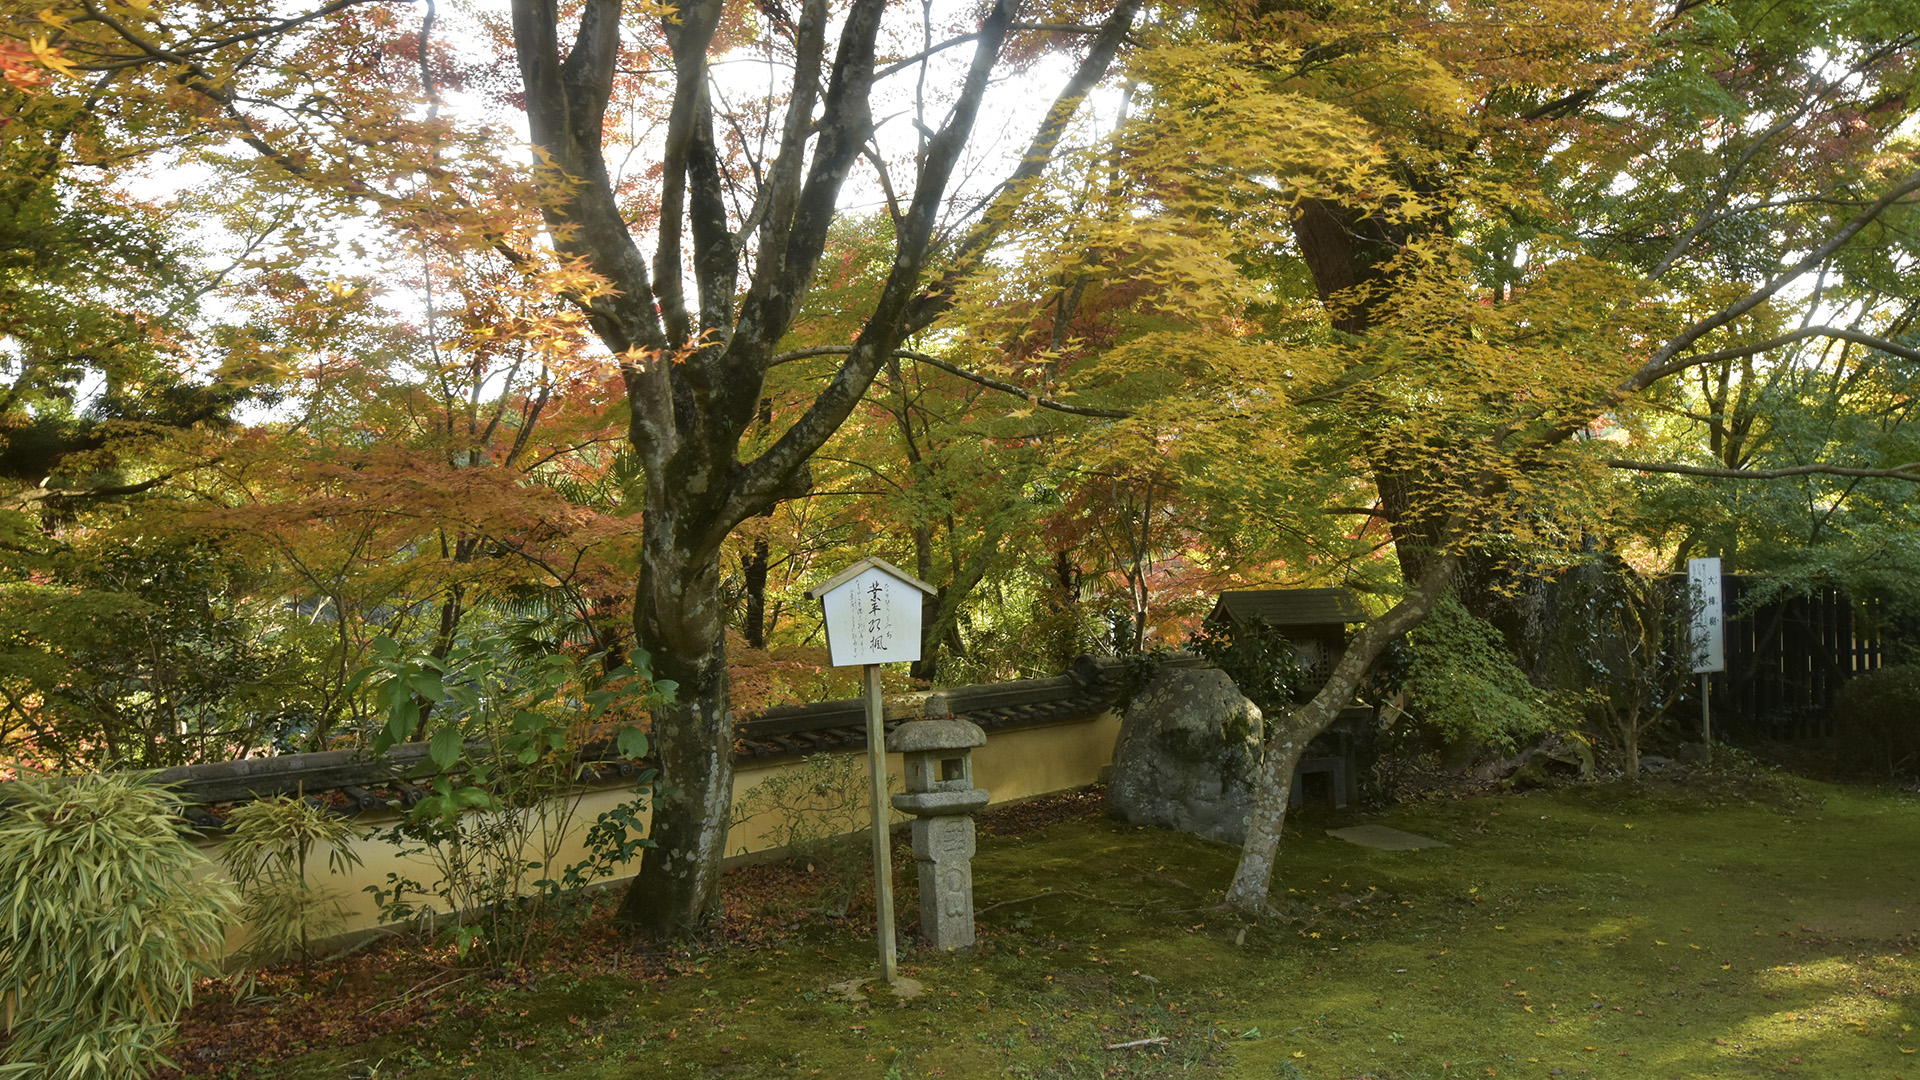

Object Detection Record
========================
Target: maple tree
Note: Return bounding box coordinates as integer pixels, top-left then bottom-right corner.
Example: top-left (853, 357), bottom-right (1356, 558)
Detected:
top-left (0, 262), bottom-right (636, 772)
top-left (0, 62), bottom-right (240, 503)
top-left (5, 0), bottom-right (1150, 933)
top-left (510, 0), bottom-right (1150, 932)
top-left (0, 25), bottom-right (635, 764)
top-left (1109, 0), bottom-right (1920, 911)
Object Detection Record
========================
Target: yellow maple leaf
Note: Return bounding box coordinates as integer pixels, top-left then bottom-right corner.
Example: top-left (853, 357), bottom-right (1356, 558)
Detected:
top-left (28, 35), bottom-right (76, 77)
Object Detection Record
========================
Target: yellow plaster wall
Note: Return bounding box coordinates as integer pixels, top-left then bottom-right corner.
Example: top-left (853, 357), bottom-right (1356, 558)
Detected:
top-left (193, 712), bottom-right (1121, 950)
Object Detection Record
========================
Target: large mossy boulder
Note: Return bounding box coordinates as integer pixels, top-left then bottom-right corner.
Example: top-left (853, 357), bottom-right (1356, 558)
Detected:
top-left (1106, 666), bottom-right (1263, 845)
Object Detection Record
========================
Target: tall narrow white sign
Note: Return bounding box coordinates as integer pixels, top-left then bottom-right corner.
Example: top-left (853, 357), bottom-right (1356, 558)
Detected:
top-left (1688, 556), bottom-right (1725, 674)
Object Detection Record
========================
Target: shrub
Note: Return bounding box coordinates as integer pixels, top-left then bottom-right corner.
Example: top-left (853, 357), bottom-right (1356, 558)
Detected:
top-left (220, 795), bottom-right (364, 967)
top-left (1404, 592), bottom-right (1557, 752)
top-left (0, 772), bottom-right (235, 1080)
top-left (355, 637), bottom-right (661, 970)
top-left (1832, 665), bottom-right (1920, 778)
top-left (1570, 573), bottom-right (1692, 779)
top-left (1186, 616), bottom-right (1309, 720)
top-left (730, 753), bottom-right (886, 917)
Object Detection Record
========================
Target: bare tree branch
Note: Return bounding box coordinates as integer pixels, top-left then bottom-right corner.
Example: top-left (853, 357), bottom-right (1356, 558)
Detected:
top-left (1623, 167), bottom-right (1920, 396)
top-left (1636, 324), bottom-right (1920, 385)
top-left (723, 0), bottom-right (1027, 525)
top-left (770, 345), bottom-right (1134, 418)
top-left (1010, 21), bottom-right (1112, 33)
top-left (904, 0), bottom-right (1146, 333)
top-left (1607, 458), bottom-right (1920, 482)
top-left (58, 0), bottom-right (381, 71)
top-left (873, 32), bottom-right (980, 80)
top-left (1647, 37), bottom-right (1919, 281)
top-left (6, 471), bottom-right (193, 512)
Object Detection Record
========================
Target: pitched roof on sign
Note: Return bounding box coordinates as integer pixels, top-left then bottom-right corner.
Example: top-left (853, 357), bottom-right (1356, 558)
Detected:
top-left (804, 555), bottom-right (937, 599)
top-left (1207, 588), bottom-right (1369, 627)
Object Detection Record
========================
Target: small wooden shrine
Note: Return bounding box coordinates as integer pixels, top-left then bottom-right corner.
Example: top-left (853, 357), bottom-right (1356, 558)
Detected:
top-left (1206, 587), bottom-right (1374, 809)
top-left (1204, 587), bottom-right (1369, 686)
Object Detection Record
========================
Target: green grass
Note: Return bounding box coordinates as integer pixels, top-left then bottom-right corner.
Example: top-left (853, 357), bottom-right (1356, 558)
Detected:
top-left (254, 768), bottom-right (1920, 1079)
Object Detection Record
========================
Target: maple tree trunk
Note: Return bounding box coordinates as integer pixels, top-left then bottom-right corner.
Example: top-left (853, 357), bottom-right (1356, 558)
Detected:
top-left (1620, 712), bottom-right (1641, 780)
top-left (1296, 198), bottom-right (1523, 630)
top-left (910, 524), bottom-right (1001, 682)
top-left (615, 514), bottom-right (737, 931)
top-left (910, 527), bottom-right (942, 682)
top-left (742, 537), bottom-right (770, 650)
top-left (1292, 197), bottom-right (1466, 588)
top-left (1225, 559), bottom-right (1454, 912)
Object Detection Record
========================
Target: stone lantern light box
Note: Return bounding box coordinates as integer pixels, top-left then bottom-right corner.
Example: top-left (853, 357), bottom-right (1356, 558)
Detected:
top-left (892, 720), bottom-right (989, 816)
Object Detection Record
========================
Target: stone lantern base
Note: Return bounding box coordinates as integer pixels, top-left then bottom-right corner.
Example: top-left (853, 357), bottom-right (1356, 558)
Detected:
top-left (911, 815), bottom-right (978, 950)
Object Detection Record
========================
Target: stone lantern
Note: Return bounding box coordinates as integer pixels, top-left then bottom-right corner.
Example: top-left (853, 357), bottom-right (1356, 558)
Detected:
top-left (887, 718), bottom-right (989, 950)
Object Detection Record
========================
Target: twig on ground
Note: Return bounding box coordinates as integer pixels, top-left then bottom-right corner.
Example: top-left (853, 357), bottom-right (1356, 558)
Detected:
top-left (1106, 1036), bottom-right (1170, 1050)
top-left (976, 888), bottom-right (1112, 914)
top-left (322, 927), bottom-right (403, 964)
top-left (362, 970), bottom-right (472, 1016)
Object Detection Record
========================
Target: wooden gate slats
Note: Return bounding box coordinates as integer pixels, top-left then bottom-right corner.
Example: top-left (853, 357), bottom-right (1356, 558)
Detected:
top-left (1713, 578), bottom-right (1883, 741)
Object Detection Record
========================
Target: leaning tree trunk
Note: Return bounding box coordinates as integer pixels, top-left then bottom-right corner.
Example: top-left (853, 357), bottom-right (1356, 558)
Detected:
top-left (1224, 558), bottom-right (1455, 912)
top-left (1218, 158), bottom-right (1476, 915)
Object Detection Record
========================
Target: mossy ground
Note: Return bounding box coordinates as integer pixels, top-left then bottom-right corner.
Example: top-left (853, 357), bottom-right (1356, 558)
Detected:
top-left (242, 765), bottom-right (1920, 1079)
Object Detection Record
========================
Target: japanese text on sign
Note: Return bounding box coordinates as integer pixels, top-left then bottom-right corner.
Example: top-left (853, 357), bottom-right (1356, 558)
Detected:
top-left (817, 566), bottom-right (923, 666)
top-left (1689, 556), bottom-right (1725, 673)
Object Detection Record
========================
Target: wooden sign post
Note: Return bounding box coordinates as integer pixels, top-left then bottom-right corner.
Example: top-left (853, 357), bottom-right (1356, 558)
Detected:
top-left (806, 557), bottom-right (937, 984)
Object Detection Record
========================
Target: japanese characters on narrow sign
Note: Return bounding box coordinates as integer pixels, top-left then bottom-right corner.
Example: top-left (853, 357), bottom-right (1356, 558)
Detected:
top-left (1688, 556), bottom-right (1725, 674)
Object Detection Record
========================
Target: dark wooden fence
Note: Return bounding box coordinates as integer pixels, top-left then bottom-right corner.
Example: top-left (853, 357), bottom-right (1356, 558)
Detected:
top-left (1711, 579), bottom-right (1885, 741)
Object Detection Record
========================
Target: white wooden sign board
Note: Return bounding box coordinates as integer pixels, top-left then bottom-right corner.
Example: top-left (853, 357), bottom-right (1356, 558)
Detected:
top-left (806, 556), bottom-right (936, 667)
top-left (1688, 556), bottom-right (1725, 674)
